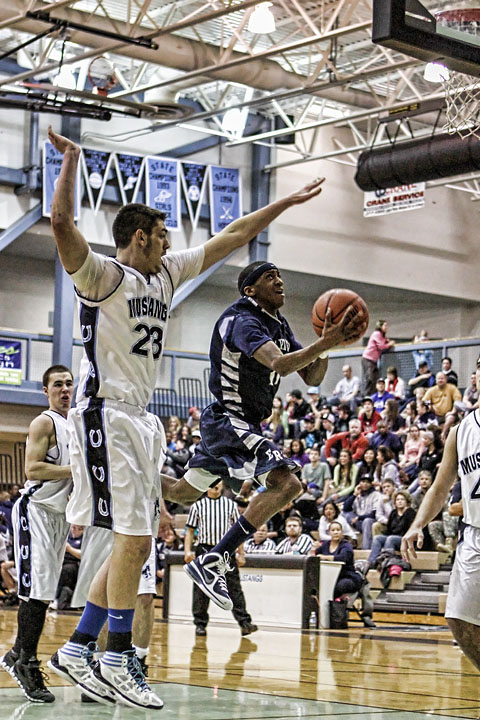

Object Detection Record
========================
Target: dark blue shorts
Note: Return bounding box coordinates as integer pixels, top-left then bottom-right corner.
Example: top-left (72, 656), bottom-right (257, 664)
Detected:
top-left (185, 404), bottom-right (298, 494)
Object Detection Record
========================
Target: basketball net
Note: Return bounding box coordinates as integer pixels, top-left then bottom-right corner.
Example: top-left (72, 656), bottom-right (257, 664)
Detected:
top-left (438, 9), bottom-right (480, 138)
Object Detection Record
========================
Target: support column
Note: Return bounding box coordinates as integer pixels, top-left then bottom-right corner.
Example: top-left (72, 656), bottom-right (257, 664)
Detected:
top-left (249, 118), bottom-right (272, 263)
top-left (52, 253), bottom-right (75, 369)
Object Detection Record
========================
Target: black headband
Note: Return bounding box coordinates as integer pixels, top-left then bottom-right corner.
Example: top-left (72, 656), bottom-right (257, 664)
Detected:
top-left (240, 262), bottom-right (278, 294)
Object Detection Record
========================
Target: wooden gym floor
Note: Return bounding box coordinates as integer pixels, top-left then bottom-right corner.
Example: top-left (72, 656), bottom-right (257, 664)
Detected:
top-left (0, 607), bottom-right (479, 719)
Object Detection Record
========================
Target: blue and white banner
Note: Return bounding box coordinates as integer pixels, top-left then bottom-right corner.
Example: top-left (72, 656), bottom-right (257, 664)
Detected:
top-left (81, 148), bottom-right (114, 214)
top-left (0, 340), bottom-right (22, 385)
top-left (42, 141), bottom-right (81, 220)
top-left (115, 153), bottom-right (144, 205)
top-left (145, 156), bottom-right (180, 230)
top-left (208, 165), bottom-right (242, 234)
top-left (180, 162), bottom-right (208, 231)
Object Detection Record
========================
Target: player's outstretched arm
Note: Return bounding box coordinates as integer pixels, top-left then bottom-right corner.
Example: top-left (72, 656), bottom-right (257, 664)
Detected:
top-left (48, 126), bottom-right (90, 274)
top-left (401, 426), bottom-right (458, 561)
top-left (200, 178), bottom-right (325, 272)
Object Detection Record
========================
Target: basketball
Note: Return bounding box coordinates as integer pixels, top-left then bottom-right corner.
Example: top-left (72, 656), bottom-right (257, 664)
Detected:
top-left (312, 288), bottom-right (369, 344)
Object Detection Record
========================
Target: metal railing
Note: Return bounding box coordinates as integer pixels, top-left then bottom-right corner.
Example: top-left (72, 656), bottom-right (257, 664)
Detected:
top-left (1, 328), bottom-right (479, 417)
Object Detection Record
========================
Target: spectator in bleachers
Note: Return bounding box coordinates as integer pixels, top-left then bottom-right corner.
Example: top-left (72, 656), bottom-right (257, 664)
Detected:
top-left (286, 438), bottom-right (310, 467)
top-left (267, 502), bottom-right (296, 543)
top-left (415, 429), bottom-right (443, 483)
top-left (369, 420), bottom-right (403, 459)
top-left (362, 320), bottom-right (395, 396)
top-left (244, 524), bottom-right (276, 554)
top-left (324, 419), bottom-right (369, 468)
top-left (318, 501), bottom-right (356, 543)
top-left (165, 437), bottom-right (191, 478)
top-left (422, 372), bottom-right (462, 422)
top-left (416, 400), bottom-right (438, 429)
top-left (356, 448), bottom-right (377, 485)
top-left (372, 478), bottom-right (395, 537)
top-left (179, 424), bottom-right (192, 445)
top-left (187, 406), bottom-right (201, 432)
top-left (261, 405), bottom-right (285, 447)
top-left (189, 429), bottom-right (202, 455)
top-left (344, 476), bottom-right (381, 549)
top-left (359, 397), bottom-right (382, 436)
top-left (374, 446), bottom-right (400, 486)
top-left (0, 491), bottom-right (13, 535)
top-left (336, 403), bottom-right (353, 432)
top-left (314, 521), bottom-right (364, 597)
top-left (318, 412), bottom-right (337, 456)
top-left (167, 415), bottom-right (182, 438)
top-left (412, 329), bottom-right (433, 371)
top-left (442, 371), bottom-right (479, 442)
top-left (407, 360), bottom-right (435, 397)
top-left (299, 415), bottom-right (322, 449)
top-left (287, 389), bottom-right (311, 438)
top-left (399, 424), bottom-right (425, 479)
top-left (327, 449), bottom-right (359, 504)
top-left (275, 516), bottom-right (313, 555)
top-left (368, 489), bottom-right (416, 567)
top-left (156, 526), bottom-right (183, 586)
top-left (301, 448), bottom-right (331, 503)
top-left (400, 400), bottom-right (419, 432)
top-left (329, 364), bottom-right (361, 412)
top-left (382, 399), bottom-right (405, 433)
top-left (411, 470), bottom-right (434, 512)
top-left (441, 357), bottom-right (458, 386)
top-left (9, 485), bottom-right (21, 503)
top-left (292, 485), bottom-right (320, 533)
top-left (371, 378), bottom-right (395, 413)
top-left (273, 396), bottom-right (290, 436)
top-left (305, 386), bottom-right (324, 414)
top-left (385, 366), bottom-right (406, 401)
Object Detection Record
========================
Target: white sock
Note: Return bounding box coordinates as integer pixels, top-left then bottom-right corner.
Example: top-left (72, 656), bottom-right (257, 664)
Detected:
top-left (134, 646), bottom-right (148, 660)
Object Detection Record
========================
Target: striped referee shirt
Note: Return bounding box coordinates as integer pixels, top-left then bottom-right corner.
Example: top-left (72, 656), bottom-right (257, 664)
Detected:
top-left (186, 495), bottom-right (239, 545)
top-left (244, 537), bottom-right (277, 554)
top-left (275, 534), bottom-right (313, 555)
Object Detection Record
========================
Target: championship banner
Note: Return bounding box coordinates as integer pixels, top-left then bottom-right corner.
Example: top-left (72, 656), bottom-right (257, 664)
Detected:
top-left (180, 162), bottom-right (208, 231)
top-left (209, 165), bottom-right (242, 234)
top-left (363, 183), bottom-right (425, 217)
top-left (115, 153), bottom-right (144, 205)
top-left (0, 340), bottom-right (22, 385)
top-left (145, 156), bottom-right (180, 230)
top-left (81, 148), bottom-right (114, 214)
top-left (42, 141), bottom-right (80, 220)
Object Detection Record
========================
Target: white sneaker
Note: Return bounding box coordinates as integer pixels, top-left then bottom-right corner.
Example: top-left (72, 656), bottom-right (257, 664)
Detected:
top-left (98, 650), bottom-right (163, 710)
top-left (47, 642), bottom-right (96, 687)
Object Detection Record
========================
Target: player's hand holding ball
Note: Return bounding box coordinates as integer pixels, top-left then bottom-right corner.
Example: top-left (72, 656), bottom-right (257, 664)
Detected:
top-left (312, 288), bottom-right (369, 347)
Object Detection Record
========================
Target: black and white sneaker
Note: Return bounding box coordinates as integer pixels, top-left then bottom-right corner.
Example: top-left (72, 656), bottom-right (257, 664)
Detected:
top-left (0, 649), bottom-right (19, 678)
top-left (184, 551), bottom-right (233, 611)
top-left (11, 657), bottom-right (55, 703)
top-left (87, 650), bottom-right (163, 710)
top-left (48, 642), bottom-right (96, 687)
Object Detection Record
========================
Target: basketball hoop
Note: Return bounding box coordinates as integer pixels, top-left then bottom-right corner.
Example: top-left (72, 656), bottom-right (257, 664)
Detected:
top-left (87, 56), bottom-right (116, 96)
top-left (437, 9), bottom-right (480, 138)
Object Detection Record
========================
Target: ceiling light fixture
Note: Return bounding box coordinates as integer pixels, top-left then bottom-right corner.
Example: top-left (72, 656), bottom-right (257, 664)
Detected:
top-left (248, 3), bottom-right (276, 34)
top-left (423, 62), bottom-right (450, 83)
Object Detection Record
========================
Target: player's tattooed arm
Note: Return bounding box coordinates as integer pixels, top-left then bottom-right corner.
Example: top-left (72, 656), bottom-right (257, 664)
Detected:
top-left (47, 126), bottom-right (90, 274)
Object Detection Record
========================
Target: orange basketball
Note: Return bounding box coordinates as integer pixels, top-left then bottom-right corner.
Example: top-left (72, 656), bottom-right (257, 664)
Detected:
top-left (312, 288), bottom-right (369, 345)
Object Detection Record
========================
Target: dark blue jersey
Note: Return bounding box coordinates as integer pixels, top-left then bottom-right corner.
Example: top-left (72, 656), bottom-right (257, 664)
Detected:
top-left (208, 296), bottom-right (302, 424)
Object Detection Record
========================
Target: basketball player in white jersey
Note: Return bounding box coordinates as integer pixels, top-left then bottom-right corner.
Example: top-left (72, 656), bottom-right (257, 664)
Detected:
top-left (45, 126), bottom-right (326, 710)
top-left (0, 365), bottom-right (74, 703)
top-left (402, 355), bottom-right (480, 671)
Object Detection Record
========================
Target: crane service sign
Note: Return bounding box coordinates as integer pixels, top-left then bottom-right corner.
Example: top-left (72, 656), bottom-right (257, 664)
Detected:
top-left (364, 183), bottom-right (425, 217)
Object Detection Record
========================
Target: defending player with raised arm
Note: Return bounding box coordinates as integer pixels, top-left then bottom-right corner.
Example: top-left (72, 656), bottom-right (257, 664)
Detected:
top-left (45, 125), bottom-right (331, 710)
top-left (161, 262), bottom-right (367, 612)
top-left (401, 355), bottom-right (480, 673)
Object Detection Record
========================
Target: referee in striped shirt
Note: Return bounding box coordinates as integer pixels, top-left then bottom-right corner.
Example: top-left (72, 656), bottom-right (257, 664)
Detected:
top-left (184, 480), bottom-right (257, 636)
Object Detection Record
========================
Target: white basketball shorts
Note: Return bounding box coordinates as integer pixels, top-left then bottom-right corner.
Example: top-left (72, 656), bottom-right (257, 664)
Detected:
top-left (66, 398), bottom-right (165, 536)
top-left (12, 496), bottom-right (70, 602)
top-left (445, 524), bottom-right (480, 626)
top-left (71, 527), bottom-right (157, 608)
